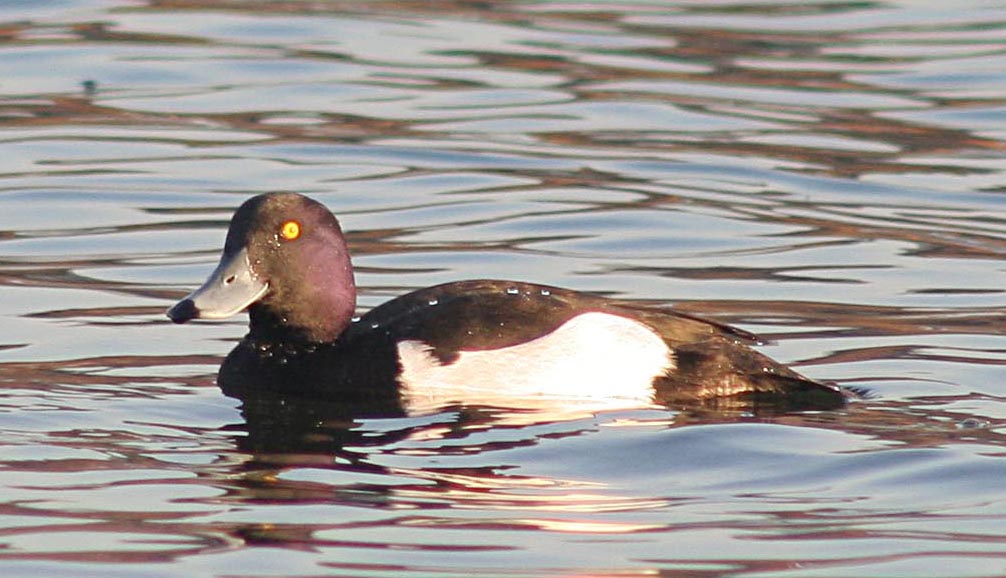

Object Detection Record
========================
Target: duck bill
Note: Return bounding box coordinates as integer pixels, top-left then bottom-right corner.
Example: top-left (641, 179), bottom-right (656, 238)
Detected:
top-left (167, 247), bottom-right (269, 323)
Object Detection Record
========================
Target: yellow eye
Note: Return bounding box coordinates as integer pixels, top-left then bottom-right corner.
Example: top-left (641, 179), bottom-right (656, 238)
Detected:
top-left (280, 220), bottom-right (301, 241)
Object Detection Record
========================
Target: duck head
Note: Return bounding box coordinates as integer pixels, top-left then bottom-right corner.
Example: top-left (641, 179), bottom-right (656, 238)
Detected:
top-left (167, 193), bottom-right (357, 343)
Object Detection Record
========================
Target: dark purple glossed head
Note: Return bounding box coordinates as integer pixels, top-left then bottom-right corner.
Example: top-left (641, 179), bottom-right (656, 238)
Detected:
top-left (167, 193), bottom-right (357, 344)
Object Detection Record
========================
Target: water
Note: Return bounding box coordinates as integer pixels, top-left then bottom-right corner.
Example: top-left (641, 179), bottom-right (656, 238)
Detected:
top-left (1, 1), bottom-right (1006, 576)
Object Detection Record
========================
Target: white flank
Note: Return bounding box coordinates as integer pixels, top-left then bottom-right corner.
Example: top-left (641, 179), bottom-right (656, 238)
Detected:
top-left (397, 312), bottom-right (675, 416)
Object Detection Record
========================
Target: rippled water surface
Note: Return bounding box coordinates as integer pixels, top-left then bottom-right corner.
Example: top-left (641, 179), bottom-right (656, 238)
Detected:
top-left (2, 1), bottom-right (1006, 576)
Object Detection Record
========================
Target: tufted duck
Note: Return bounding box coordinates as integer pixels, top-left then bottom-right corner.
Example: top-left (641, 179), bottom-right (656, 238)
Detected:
top-left (167, 192), bottom-right (846, 412)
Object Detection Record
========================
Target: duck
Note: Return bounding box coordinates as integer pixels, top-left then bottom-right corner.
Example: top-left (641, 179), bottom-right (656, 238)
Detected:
top-left (167, 192), bottom-right (847, 413)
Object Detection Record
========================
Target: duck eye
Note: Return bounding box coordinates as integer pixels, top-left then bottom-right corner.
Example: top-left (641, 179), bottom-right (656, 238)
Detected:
top-left (279, 220), bottom-right (301, 241)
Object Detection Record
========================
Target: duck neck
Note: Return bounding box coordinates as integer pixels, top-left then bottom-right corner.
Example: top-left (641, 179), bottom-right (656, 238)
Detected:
top-left (247, 294), bottom-right (353, 345)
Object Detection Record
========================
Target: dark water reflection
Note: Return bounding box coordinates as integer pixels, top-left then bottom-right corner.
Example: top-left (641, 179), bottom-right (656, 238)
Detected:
top-left (1, 1), bottom-right (1006, 576)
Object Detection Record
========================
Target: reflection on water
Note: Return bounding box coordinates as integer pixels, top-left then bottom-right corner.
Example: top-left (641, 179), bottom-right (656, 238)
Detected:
top-left (1, 1), bottom-right (1006, 576)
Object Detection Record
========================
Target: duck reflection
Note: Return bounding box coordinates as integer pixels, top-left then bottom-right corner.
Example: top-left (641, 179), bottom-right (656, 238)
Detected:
top-left (224, 376), bottom-right (844, 466)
